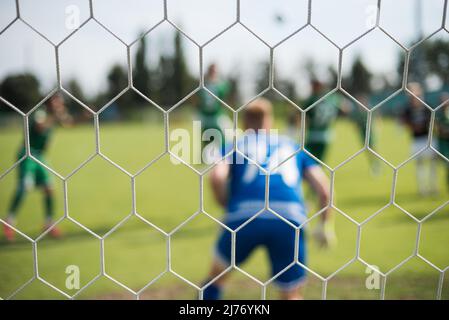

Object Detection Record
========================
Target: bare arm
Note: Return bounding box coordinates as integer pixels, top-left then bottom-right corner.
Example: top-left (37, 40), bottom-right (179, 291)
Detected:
top-left (49, 98), bottom-right (74, 127)
top-left (53, 107), bottom-right (74, 127)
top-left (337, 97), bottom-right (352, 115)
top-left (209, 160), bottom-right (230, 208)
top-left (304, 165), bottom-right (336, 248)
top-left (303, 165), bottom-right (331, 222)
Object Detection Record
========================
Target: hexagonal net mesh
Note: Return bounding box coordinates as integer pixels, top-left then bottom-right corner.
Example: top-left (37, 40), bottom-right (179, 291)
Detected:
top-left (0, 0), bottom-right (448, 300)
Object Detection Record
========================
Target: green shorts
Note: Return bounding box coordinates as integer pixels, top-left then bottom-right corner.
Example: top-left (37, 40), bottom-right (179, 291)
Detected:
top-left (17, 150), bottom-right (51, 188)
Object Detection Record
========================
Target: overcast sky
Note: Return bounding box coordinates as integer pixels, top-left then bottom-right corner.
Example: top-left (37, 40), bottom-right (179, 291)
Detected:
top-left (0, 0), bottom-right (447, 101)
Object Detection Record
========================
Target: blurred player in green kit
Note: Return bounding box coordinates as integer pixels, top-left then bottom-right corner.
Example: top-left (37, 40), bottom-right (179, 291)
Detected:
top-left (304, 80), bottom-right (345, 162)
top-left (436, 93), bottom-right (449, 190)
top-left (3, 93), bottom-right (73, 242)
top-left (197, 64), bottom-right (232, 162)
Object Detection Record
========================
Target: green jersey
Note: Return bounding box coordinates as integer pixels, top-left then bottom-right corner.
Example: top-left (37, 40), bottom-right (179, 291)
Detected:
top-left (199, 81), bottom-right (230, 117)
top-left (27, 109), bottom-right (53, 154)
top-left (437, 107), bottom-right (449, 140)
top-left (305, 94), bottom-right (340, 143)
top-left (15, 109), bottom-right (53, 187)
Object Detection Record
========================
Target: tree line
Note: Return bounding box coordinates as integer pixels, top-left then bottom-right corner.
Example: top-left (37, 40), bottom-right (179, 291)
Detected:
top-left (1, 33), bottom-right (448, 117)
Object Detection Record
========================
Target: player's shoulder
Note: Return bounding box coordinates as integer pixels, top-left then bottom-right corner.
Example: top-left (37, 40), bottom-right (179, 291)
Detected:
top-left (234, 132), bottom-right (298, 149)
top-left (275, 135), bottom-right (306, 161)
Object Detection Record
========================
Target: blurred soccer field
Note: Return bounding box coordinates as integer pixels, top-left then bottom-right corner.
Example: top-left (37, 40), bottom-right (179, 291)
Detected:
top-left (0, 118), bottom-right (448, 300)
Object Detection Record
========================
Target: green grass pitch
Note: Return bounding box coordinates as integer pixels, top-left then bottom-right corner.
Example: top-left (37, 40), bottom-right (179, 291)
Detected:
top-left (0, 117), bottom-right (448, 299)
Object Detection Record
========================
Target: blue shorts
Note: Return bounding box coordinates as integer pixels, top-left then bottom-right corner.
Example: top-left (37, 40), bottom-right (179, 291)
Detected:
top-left (215, 218), bottom-right (307, 290)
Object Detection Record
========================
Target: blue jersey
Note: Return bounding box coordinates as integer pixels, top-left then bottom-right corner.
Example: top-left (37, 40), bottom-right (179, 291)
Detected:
top-left (226, 133), bottom-right (317, 224)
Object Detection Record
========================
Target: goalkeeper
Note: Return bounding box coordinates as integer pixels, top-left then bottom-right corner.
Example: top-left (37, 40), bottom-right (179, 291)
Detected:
top-left (3, 93), bottom-right (73, 242)
top-left (202, 98), bottom-right (334, 300)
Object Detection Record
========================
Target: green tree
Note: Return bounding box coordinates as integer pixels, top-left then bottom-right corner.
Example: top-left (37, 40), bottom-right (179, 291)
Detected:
top-left (66, 79), bottom-right (88, 115)
top-left (173, 30), bottom-right (196, 103)
top-left (67, 79), bottom-right (86, 103)
top-left (107, 64), bottom-right (135, 115)
top-left (256, 60), bottom-right (296, 102)
top-left (0, 73), bottom-right (41, 112)
top-left (155, 55), bottom-right (175, 107)
top-left (345, 55), bottom-right (372, 95)
top-left (153, 30), bottom-right (197, 108)
top-left (424, 39), bottom-right (449, 86)
top-left (173, 31), bottom-right (187, 101)
top-left (107, 64), bottom-right (128, 99)
top-left (254, 60), bottom-right (296, 121)
top-left (134, 35), bottom-right (152, 97)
